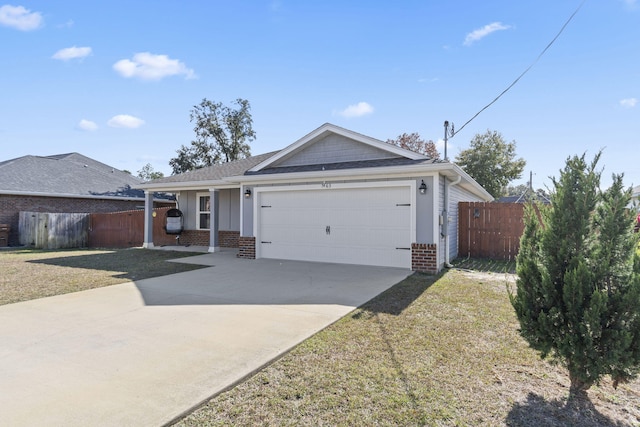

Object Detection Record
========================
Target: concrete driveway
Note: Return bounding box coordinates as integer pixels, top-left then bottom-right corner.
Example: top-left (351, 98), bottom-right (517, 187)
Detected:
top-left (0, 251), bottom-right (411, 426)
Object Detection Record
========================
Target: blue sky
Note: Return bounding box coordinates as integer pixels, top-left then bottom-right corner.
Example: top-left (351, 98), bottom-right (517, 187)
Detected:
top-left (1, 1), bottom-right (638, 190)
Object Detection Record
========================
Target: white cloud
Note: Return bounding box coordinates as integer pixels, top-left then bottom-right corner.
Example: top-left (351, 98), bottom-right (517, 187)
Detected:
top-left (113, 52), bottom-right (196, 81)
top-left (336, 102), bottom-right (374, 118)
top-left (77, 119), bottom-right (98, 131)
top-left (620, 98), bottom-right (638, 108)
top-left (57, 19), bottom-right (74, 29)
top-left (107, 115), bottom-right (145, 129)
top-left (52, 46), bottom-right (92, 61)
top-left (0, 5), bottom-right (43, 31)
top-left (464, 22), bottom-right (511, 46)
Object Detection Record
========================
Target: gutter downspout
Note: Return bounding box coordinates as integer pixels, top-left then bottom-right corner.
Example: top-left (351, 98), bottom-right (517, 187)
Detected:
top-left (443, 175), bottom-right (462, 268)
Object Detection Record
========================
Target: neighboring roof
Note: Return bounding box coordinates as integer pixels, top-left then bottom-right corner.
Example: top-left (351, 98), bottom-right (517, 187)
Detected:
top-left (0, 153), bottom-right (147, 199)
top-left (495, 193), bottom-right (551, 204)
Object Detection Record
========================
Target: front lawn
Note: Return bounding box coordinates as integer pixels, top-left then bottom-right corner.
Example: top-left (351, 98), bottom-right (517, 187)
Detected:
top-left (0, 248), bottom-right (207, 306)
top-left (175, 268), bottom-right (639, 426)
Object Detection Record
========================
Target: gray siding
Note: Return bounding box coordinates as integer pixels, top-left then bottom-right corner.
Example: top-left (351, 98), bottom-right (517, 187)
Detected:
top-left (439, 175), bottom-right (446, 266)
top-left (219, 189), bottom-right (240, 231)
top-left (415, 176), bottom-right (435, 243)
top-left (441, 179), bottom-right (485, 263)
top-left (178, 189), bottom-right (239, 231)
top-left (242, 186), bottom-right (253, 236)
top-left (179, 191), bottom-right (197, 229)
top-left (274, 134), bottom-right (400, 167)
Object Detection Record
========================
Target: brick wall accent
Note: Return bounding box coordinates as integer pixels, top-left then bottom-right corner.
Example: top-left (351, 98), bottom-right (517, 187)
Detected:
top-left (237, 236), bottom-right (256, 259)
top-left (178, 230), bottom-right (210, 246)
top-left (0, 194), bottom-right (152, 247)
top-left (174, 230), bottom-right (240, 248)
top-left (218, 230), bottom-right (240, 248)
top-left (412, 243), bottom-right (438, 274)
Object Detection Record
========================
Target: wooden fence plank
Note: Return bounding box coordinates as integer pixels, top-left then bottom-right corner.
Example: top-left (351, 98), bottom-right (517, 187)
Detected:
top-left (19, 211), bottom-right (89, 249)
top-left (88, 207), bottom-right (177, 248)
top-left (458, 202), bottom-right (525, 260)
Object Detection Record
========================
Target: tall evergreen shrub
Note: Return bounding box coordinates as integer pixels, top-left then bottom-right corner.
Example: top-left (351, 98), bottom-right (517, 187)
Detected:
top-left (511, 153), bottom-right (640, 395)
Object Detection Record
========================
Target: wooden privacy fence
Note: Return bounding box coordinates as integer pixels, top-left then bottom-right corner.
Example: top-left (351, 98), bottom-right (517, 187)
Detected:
top-left (19, 211), bottom-right (90, 249)
top-left (458, 202), bottom-right (525, 260)
top-left (88, 207), bottom-right (177, 248)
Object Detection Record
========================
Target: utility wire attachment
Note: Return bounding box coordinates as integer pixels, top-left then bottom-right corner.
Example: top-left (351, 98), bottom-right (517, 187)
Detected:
top-left (444, 121), bottom-right (454, 161)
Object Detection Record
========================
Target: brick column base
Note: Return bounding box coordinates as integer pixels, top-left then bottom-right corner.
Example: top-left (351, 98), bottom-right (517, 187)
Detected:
top-left (412, 243), bottom-right (438, 273)
top-left (237, 236), bottom-right (256, 259)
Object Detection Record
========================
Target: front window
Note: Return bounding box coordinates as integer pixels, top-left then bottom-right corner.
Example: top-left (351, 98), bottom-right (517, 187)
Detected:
top-left (197, 194), bottom-right (210, 230)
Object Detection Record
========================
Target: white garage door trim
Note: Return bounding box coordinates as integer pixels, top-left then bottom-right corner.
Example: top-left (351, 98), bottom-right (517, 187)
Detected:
top-left (253, 181), bottom-right (416, 268)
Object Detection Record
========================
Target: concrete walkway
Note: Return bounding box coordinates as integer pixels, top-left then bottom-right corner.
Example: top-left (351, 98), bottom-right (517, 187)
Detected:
top-left (0, 251), bottom-right (411, 426)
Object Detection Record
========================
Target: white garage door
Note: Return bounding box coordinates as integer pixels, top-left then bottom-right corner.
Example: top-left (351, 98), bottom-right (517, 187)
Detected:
top-left (257, 185), bottom-right (412, 268)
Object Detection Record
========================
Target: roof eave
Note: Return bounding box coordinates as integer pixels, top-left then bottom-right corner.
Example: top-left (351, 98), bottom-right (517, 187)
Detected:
top-left (0, 190), bottom-right (165, 202)
top-left (232, 161), bottom-right (493, 201)
top-left (134, 180), bottom-right (237, 192)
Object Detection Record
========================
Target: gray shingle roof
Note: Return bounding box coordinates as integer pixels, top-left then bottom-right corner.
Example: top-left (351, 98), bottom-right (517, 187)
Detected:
top-left (0, 153), bottom-right (146, 198)
top-left (246, 157), bottom-right (438, 175)
top-left (147, 151), bottom-right (280, 184)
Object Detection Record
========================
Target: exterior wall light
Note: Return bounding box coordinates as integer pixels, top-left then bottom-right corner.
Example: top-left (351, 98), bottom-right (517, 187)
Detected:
top-left (244, 188), bottom-right (252, 198)
top-left (419, 180), bottom-right (428, 195)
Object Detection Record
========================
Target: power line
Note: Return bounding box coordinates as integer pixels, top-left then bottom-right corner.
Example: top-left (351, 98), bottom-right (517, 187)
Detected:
top-left (451, 0), bottom-right (587, 138)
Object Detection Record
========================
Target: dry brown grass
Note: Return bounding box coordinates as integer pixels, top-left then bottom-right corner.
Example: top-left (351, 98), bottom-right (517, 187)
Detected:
top-left (0, 248), bottom-right (207, 306)
top-left (175, 269), bottom-right (640, 426)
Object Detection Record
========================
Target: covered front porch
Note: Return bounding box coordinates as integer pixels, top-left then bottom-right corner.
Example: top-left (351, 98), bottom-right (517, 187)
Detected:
top-left (141, 186), bottom-right (250, 253)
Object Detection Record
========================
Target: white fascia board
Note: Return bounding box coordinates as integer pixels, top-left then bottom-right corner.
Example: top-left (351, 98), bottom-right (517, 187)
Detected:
top-left (248, 123), bottom-right (426, 172)
top-left (234, 162), bottom-right (492, 202)
top-left (134, 180), bottom-right (239, 192)
top-left (232, 162), bottom-right (451, 183)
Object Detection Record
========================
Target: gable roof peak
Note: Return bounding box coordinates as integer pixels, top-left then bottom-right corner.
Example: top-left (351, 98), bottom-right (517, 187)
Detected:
top-left (249, 123), bottom-right (426, 173)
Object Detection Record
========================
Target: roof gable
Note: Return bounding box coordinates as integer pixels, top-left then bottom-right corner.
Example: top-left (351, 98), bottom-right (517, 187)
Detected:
top-left (250, 123), bottom-right (425, 172)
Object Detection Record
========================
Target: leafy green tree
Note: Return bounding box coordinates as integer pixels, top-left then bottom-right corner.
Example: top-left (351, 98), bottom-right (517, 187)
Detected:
top-left (169, 98), bottom-right (255, 174)
top-left (386, 132), bottom-right (440, 159)
top-left (511, 152), bottom-right (640, 397)
top-left (455, 130), bottom-right (525, 198)
top-left (137, 163), bottom-right (164, 181)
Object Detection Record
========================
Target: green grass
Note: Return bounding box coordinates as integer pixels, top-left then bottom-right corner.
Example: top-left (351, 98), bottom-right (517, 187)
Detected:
top-left (0, 248), bottom-right (208, 306)
top-left (450, 257), bottom-right (516, 274)
top-left (175, 268), bottom-right (640, 426)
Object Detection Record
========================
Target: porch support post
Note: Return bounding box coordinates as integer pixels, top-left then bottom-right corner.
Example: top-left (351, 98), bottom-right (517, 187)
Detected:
top-left (208, 188), bottom-right (220, 252)
top-left (142, 191), bottom-right (154, 248)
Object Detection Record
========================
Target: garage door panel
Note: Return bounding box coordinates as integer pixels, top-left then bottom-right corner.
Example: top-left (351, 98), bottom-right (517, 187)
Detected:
top-left (258, 186), bottom-right (412, 269)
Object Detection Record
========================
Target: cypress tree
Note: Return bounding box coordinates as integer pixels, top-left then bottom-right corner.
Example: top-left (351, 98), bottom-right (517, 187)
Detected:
top-left (511, 153), bottom-right (640, 397)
